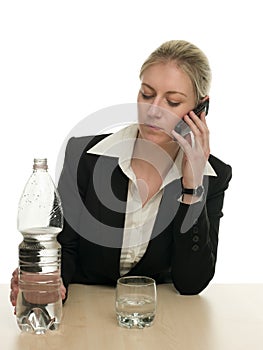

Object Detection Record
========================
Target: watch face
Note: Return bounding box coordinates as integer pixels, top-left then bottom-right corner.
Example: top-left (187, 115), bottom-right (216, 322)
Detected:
top-left (196, 185), bottom-right (204, 197)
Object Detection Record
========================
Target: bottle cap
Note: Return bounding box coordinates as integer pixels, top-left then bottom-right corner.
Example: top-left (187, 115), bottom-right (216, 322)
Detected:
top-left (33, 158), bottom-right (48, 170)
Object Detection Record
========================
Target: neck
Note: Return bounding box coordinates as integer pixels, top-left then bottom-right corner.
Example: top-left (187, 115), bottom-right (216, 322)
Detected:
top-left (132, 134), bottom-right (180, 177)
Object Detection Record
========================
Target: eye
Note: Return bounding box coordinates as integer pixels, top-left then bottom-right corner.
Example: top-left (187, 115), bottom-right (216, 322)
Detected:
top-left (167, 100), bottom-right (180, 107)
top-left (140, 91), bottom-right (155, 100)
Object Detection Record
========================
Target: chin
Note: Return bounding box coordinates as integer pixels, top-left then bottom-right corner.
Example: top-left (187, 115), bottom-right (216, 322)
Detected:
top-left (140, 129), bottom-right (173, 146)
top-left (139, 125), bottom-right (172, 144)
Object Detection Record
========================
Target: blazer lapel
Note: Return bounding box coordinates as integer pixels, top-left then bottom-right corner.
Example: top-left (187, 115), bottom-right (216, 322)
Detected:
top-left (94, 155), bottom-right (129, 279)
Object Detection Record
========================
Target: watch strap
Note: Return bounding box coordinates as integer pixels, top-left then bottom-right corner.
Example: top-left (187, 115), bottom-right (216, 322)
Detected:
top-left (182, 185), bottom-right (204, 197)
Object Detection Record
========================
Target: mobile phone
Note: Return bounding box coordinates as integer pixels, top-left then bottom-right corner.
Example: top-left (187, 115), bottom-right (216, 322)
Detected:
top-left (174, 99), bottom-right (209, 138)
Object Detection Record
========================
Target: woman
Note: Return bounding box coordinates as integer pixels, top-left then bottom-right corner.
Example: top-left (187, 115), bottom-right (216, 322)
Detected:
top-left (11, 40), bottom-right (232, 307)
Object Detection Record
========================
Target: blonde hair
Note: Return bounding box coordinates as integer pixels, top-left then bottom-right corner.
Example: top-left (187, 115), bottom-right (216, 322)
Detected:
top-left (139, 40), bottom-right (211, 105)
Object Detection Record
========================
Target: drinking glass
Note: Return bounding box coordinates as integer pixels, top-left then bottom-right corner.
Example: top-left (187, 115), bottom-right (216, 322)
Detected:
top-left (115, 276), bottom-right (157, 329)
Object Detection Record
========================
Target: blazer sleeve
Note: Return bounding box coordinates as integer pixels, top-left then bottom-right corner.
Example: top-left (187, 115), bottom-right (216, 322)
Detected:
top-left (170, 157), bottom-right (232, 295)
top-left (57, 138), bottom-right (82, 291)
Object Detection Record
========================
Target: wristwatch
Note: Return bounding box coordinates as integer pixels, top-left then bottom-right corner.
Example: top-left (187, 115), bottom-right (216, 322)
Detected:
top-left (182, 185), bottom-right (204, 197)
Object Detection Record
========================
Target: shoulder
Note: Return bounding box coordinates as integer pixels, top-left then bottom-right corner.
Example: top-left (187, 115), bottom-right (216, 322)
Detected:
top-left (61, 134), bottom-right (111, 176)
top-left (209, 154), bottom-right (232, 178)
top-left (208, 154), bottom-right (232, 191)
top-left (66, 134), bottom-right (110, 156)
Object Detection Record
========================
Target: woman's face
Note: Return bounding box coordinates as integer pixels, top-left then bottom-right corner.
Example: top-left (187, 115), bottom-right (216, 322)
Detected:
top-left (137, 62), bottom-right (196, 146)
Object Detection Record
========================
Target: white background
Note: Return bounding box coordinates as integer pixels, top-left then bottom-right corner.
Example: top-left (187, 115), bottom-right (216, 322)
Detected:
top-left (0, 0), bottom-right (262, 284)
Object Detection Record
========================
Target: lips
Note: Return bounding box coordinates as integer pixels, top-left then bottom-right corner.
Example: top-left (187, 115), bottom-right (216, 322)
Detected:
top-left (144, 123), bottom-right (163, 130)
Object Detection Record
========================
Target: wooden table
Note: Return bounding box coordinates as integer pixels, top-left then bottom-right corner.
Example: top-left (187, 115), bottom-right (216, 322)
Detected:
top-left (1, 283), bottom-right (263, 350)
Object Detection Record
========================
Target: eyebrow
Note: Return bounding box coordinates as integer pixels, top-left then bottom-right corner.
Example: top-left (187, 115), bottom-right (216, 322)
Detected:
top-left (141, 83), bottom-right (187, 97)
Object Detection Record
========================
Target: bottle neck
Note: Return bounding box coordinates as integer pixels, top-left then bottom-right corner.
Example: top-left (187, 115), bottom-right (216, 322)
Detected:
top-left (33, 168), bottom-right (48, 173)
top-left (33, 158), bottom-right (48, 171)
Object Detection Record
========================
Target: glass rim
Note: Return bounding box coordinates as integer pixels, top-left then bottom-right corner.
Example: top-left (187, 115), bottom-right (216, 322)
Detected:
top-left (117, 275), bottom-right (156, 287)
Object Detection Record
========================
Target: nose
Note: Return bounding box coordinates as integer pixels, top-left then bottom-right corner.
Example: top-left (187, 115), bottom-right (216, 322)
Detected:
top-left (147, 98), bottom-right (163, 119)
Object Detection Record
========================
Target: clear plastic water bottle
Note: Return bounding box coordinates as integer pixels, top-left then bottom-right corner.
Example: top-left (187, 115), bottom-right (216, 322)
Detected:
top-left (16, 158), bottom-right (63, 334)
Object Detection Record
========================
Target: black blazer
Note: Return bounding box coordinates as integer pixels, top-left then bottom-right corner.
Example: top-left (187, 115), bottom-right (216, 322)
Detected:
top-left (57, 134), bottom-right (232, 295)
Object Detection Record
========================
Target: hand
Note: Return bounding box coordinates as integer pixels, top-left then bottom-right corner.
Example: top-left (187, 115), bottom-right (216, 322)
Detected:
top-left (171, 110), bottom-right (210, 189)
top-left (10, 268), bottom-right (19, 310)
top-left (10, 268), bottom-right (67, 314)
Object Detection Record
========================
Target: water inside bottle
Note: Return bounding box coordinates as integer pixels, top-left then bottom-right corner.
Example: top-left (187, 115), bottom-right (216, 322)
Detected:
top-left (16, 227), bottom-right (62, 334)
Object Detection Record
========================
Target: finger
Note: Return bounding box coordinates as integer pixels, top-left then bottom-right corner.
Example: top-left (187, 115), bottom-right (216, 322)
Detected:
top-left (10, 269), bottom-right (19, 306)
top-left (61, 286), bottom-right (66, 299)
top-left (10, 290), bottom-right (17, 306)
top-left (184, 133), bottom-right (192, 147)
top-left (184, 114), bottom-right (203, 136)
top-left (171, 128), bottom-right (192, 145)
top-left (193, 110), bottom-right (210, 157)
top-left (10, 282), bottom-right (19, 297)
top-left (10, 276), bottom-right (19, 290)
top-left (11, 269), bottom-right (19, 285)
top-left (60, 279), bottom-right (66, 300)
top-left (199, 110), bottom-right (207, 124)
top-left (186, 111), bottom-right (209, 136)
top-left (171, 130), bottom-right (193, 155)
top-left (186, 112), bottom-right (210, 156)
top-left (12, 268), bottom-right (18, 278)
